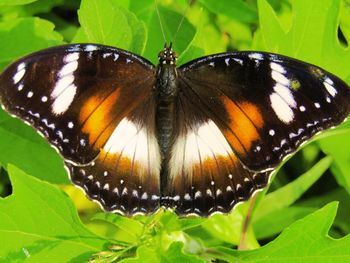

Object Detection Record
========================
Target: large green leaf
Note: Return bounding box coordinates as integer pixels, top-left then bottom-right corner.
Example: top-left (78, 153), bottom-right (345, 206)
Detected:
top-left (253, 156), bottom-right (333, 221)
top-left (0, 125), bottom-right (68, 184)
top-left (75, 0), bottom-right (147, 54)
top-left (0, 165), bottom-right (108, 262)
top-left (255, 0), bottom-right (350, 80)
top-left (0, 17), bottom-right (63, 70)
top-left (128, 1), bottom-right (196, 64)
top-left (319, 130), bottom-right (350, 194)
top-left (210, 202), bottom-right (350, 262)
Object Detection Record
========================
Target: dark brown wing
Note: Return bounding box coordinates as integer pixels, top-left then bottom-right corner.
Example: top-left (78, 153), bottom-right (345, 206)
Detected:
top-left (178, 51), bottom-right (350, 172)
top-left (0, 44), bottom-right (161, 215)
top-left (161, 88), bottom-right (271, 216)
top-left (162, 51), bottom-right (350, 216)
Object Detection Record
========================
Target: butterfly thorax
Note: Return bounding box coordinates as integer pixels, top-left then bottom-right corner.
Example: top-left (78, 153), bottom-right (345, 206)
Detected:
top-left (155, 46), bottom-right (178, 160)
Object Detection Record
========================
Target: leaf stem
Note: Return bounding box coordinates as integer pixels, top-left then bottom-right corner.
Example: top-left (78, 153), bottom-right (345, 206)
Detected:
top-left (238, 194), bottom-right (257, 250)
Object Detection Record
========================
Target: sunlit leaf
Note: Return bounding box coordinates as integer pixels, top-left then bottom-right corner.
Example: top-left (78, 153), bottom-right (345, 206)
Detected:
top-left (0, 17), bottom-right (63, 70)
top-left (211, 203), bottom-right (350, 262)
top-left (0, 165), bottom-right (108, 261)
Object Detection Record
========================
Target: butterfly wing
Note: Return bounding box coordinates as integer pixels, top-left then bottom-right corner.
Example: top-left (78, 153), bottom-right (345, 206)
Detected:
top-left (178, 52), bottom-right (350, 172)
top-left (162, 89), bottom-right (271, 216)
top-left (163, 51), bottom-right (350, 216)
top-left (0, 44), bottom-right (161, 215)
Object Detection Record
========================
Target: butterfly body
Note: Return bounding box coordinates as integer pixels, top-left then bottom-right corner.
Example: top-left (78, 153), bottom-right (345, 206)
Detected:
top-left (155, 46), bottom-right (178, 159)
top-left (0, 44), bottom-right (349, 217)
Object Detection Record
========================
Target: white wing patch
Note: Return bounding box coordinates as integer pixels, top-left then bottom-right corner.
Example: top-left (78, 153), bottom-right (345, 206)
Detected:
top-left (103, 118), bottom-right (161, 176)
top-left (169, 120), bottom-right (233, 179)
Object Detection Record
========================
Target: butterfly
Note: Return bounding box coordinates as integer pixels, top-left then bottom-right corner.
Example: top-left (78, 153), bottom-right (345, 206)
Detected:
top-left (0, 43), bottom-right (349, 217)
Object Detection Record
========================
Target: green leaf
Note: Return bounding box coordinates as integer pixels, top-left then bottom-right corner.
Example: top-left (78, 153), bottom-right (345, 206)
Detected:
top-left (199, 0), bottom-right (258, 24)
top-left (0, 165), bottom-right (108, 262)
top-left (202, 207), bottom-right (259, 249)
top-left (91, 213), bottom-right (144, 243)
top-left (0, 0), bottom-right (66, 16)
top-left (0, 0), bottom-right (37, 6)
top-left (254, 156), bottom-right (333, 221)
top-left (76, 0), bottom-right (147, 54)
top-left (119, 245), bottom-right (158, 263)
top-left (0, 17), bottom-right (63, 70)
top-left (211, 202), bottom-right (350, 262)
top-left (340, 0), bottom-right (350, 45)
top-left (298, 189), bottom-right (350, 236)
top-left (0, 110), bottom-right (68, 184)
top-left (161, 242), bottom-right (204, 263)
top-left (255, 0), bottom-right (350, 79)
top-left (254, 206), bottom-right (316, 239)
top-left (128, 1), bottom-right (196, 63)
top-left (119, 242), bottom-right (204, 263)
top-left (319, 130), bottom-right (350, 193)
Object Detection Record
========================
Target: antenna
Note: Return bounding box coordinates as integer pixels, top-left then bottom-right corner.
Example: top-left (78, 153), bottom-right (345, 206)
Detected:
top-left (155, 0), bottom-right (167, 44)
top-left (172, 0), bottom-right (194, 44)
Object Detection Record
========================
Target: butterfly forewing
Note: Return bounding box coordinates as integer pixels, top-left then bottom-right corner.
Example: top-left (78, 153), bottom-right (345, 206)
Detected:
top-left (0, 44), bottom-right (162, 215)
top-left (178, 52), bottom-right (350, 172)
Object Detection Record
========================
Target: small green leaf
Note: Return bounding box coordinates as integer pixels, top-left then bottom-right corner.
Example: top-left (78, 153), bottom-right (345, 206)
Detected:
top-left (119, 242), bottom-right (204, 263)
top-left (91, 213), bottom-right (144, 243)
top-left (161, 242), bottom-right (204, 263)
top-left (0, 17), bottom-right (63, 70)
top-left (119, 246), bottom-right (158, 263)
top-left (211, 202), bottom-right (350, 262)
top-left (0, 165), bottom-right (108, 262)
top-left (202, 208), bottom-right (259, 248)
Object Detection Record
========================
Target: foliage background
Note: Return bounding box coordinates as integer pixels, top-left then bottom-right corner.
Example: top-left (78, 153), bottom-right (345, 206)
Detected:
top-left (0, 0), bottom-right (350, 262)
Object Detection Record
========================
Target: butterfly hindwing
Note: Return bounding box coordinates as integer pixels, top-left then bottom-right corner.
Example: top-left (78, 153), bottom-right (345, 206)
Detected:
top-left (178, 52), bottom-right (350, 172)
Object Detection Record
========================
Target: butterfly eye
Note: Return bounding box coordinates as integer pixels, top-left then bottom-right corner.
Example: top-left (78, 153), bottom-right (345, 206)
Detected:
top-left (172, 52), bottom-right (178, 59)
top-left (158, 51), bottom-right (165, 59)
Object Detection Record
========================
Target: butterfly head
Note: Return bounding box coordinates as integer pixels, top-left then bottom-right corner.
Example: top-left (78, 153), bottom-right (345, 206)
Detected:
top-left (158, 43), bottom-right (177, 65)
